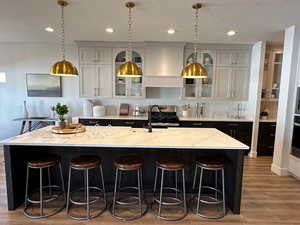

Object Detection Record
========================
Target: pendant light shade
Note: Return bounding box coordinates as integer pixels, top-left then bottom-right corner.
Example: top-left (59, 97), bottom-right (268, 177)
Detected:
top-left (50, 0), bottom-right (78, 76)
top-left (50, 60), bottom-right (78, 77)
top-left (117, 61), bottom-right (142, 77)
top-left (181, 3), bottom-right (207, 79)
top-left (117, 2), bottom-right (142, 78)
top-left (181, 62), bottom-right (207, 78)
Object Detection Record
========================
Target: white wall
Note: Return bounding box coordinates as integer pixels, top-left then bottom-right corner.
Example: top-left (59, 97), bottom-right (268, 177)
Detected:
top-left (272, 25), bottom-right (300, 175)
top-left (0, 42), bottom-right (249, 141)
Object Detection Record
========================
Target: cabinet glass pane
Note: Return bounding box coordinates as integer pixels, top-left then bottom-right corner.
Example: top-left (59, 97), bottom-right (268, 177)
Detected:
top-left (129, 52), bottom-right (143, 97)
top-left (115, 50), bottom-right (143, 97)
top-left (184, 79), bottom-right (196, 98)
top-left (272, 63), bottom-right (281, 98)
top-left (201, 53), bottom-right (214, 97)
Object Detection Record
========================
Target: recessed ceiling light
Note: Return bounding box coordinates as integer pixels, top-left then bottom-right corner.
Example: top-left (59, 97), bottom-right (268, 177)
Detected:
top-left (106, 27), bottom-right (114, 33)
top-left (45, 27), bottom-right (54, 32)
top-left (167, 28), bottom-right (175, 34)
top-left (227, 30), bottom-right (237, 36)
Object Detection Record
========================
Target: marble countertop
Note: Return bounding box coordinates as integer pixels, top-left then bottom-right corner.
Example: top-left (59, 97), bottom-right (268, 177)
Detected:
top-left (76, 116), bottom-right (252, 122)
top-left (2, 126), bottom-right (249, 150)
top-left (77, 115), bottom-right (148, 120)
top-left (178, 117), bottom-right (253, 122)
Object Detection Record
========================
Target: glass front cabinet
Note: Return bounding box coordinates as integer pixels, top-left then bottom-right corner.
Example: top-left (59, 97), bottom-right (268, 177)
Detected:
top-left (182, 50), bottom-right (216, 99)
top-left (113, 48), bottom-right (145, 98)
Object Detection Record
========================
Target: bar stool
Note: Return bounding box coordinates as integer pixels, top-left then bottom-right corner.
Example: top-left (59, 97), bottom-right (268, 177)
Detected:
top-left (152, 157), bottom-right (187, 221)
top-left (66, 155), bottom-right (106, 220)
top-left (24, 154), bottom-right (66, 219)
top-left (190, 158), bottom-right (226, 219)
top-left (110, 155), bottom-right (148, 221)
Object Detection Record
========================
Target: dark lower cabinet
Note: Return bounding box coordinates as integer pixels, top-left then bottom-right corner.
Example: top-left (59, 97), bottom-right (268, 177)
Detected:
top-left (257, 122), bottom-right (276, 156)
top-left (180, 121), bottom-right (253, 148)
top-left (79, 119), bottom-right (147, 128)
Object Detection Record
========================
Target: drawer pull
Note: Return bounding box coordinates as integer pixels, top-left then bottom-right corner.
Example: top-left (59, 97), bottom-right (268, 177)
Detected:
top-left (192, 123), bottom-right (203, 126)
top-left (124, 121), bottom-right (135, 125)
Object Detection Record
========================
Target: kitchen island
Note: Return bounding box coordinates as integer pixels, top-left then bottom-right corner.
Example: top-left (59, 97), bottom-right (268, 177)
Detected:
top-left (2, 126), bottom-right (248, 213)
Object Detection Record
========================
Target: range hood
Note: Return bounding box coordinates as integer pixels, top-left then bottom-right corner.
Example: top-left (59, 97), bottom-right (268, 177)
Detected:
top-left (143, 42), bottom-right (184, 88)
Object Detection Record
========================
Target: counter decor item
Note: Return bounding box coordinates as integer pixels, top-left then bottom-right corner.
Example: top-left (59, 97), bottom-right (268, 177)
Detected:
top-left (52, 103), bottom-right (69, 129)
top-left (120, 103), bottom-right (130, 116)
top-left (52, 123), bottom-right (86, 134)
top-left (93, 105), bottom-right (105, 117)
top-left (260, 111), bottom-right (269, 120)
top-left (83, 100), bottom-right (94, 116)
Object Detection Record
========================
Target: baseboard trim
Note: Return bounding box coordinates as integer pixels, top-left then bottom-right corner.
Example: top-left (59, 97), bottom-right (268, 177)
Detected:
top-left (248, 151), bottom-right (257, 158)
top-left (271, 163), bottom-right (289, 176)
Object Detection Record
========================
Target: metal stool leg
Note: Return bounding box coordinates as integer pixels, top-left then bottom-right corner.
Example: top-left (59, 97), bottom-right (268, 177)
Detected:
top-left (85, 168), bottom-right (90, 219)
top-left (192, 165), bottom-right (198, 192)
top-left (66, 167), bottom-right (72, 215)
top-left (24, 167), bottom-right (30, 209)
top-left (182, 169), bottom-right (187, 214)
top-left (137, 168), bottom-right (142, 216)
top-left (59, 163), bottom-right (66, 202)
top-left (175, 170), bottom-right (178, 199)
top-left (99, 165), bottom-right (106, 206)
top-left (112, 168), bottom-right (119, 216)
top-left (153, 167), bottom-right (158, 198)
top-left (196, 167), bottom-right (203, 214)
top-left (48, 167), bottom-right (52, 197)
top-left (39, 168), bottom-right (43, 216)
top-left (158, 169), bottom-right (164, 217)
top-left (222, 168), bottom-right (226, 216)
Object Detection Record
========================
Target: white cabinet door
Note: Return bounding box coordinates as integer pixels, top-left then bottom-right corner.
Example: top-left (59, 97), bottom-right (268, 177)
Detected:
top-left (233, 51), bottom-right (250, 67)
top-left (95, 48), bottom-right (112, 65)
top-left (231, 68), bottom-right (249, 100)
top-left (80, 65), bottom-right (98, 97)
top-left (79, 47), bottom-right (97, 64)
top-left (79, 47), bottom-right (112, 65)
top-left (216, 51), bottom-right (233, 67)
top-left (215, 67), bottom-right (232, 98)
top-left (98, 65), bottom-right (113, 97)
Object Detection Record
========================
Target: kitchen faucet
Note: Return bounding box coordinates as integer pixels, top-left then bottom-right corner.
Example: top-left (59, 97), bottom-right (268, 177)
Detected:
top-left (148, 105), bottom-right (161, 133)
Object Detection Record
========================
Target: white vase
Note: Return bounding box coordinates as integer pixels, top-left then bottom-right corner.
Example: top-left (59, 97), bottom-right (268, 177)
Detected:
top-left (22, 101), bottom-right (29, 118)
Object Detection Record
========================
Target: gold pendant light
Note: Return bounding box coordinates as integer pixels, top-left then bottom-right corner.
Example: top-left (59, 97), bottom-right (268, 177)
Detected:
top-left (181, 3), bottom-right (207, 79)
top-left (50, 0), bottom-right (78, 77)
top-left (117, 2), bottom-right (142, 77)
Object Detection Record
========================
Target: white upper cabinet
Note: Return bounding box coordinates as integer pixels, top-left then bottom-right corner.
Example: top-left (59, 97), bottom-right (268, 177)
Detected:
top-left (79, 47), bottom-right (113, 98)
top-left (79, 47), bottom-right (112, 65)
top-left (217, 50), bottom-right (249, 67)
top-left (80, 65), bottom-right (98, 97)
top-left (113, 48), bottom-right (145, 98)
top-left (215, 67), bottom-right (249, 100)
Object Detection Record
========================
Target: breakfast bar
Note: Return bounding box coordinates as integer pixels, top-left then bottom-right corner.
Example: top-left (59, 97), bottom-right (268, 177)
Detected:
top-left (2, 126), bottom-right (249, 214)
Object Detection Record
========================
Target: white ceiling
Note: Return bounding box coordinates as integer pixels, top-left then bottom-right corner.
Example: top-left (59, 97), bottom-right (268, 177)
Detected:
top-left (1, 0), bottom-right (300, 44)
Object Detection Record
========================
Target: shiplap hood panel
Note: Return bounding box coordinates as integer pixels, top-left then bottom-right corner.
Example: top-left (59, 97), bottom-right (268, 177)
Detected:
top-left (143, 42), bottom-right (184, 88)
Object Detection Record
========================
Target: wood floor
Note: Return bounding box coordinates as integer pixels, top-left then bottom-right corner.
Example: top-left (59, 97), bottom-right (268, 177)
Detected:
top-left (1, 152), bottom-right (300, 225)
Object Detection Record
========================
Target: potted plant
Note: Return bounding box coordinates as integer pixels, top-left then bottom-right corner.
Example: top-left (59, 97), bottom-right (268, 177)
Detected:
top-left (260, 111), bottom-right (269, 120)
top-left (53, 103), bottom-right (69, 129)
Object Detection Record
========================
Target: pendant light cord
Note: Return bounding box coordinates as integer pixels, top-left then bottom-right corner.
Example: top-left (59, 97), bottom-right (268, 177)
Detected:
top-left (127, 6), bottom-right (133, 61)
top-left (61, 4), bottom-right (66, 61)
top-left (193, 7), bottom-right (199, 63)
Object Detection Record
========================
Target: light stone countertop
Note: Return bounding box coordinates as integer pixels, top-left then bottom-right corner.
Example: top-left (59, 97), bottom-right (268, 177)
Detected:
top-left (178, 117), bottom-right (253, 122)
top-left (77, 115), bottom-right (148, 120)
top-left (1, 126), bottom-right (249, 150)
top-left (76, 116), bottom-right (252, 122)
